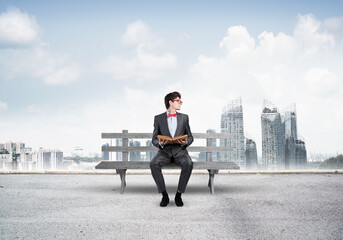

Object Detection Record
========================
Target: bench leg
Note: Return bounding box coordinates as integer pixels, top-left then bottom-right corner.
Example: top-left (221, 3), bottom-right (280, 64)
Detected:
top-left (207, 169), bottom-right (219, 194)
top-left (116, 169), bottom-right (127, 194)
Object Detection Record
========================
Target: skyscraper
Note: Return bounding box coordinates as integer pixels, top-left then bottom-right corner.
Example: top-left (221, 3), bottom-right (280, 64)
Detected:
top-left (283, 104), bottom-right (298, 169)
top-left (5, 142), bottom-right (16, 152)
top-left (51, 150), bottom-right (63, 170)
top-left (0, 151), bottom-right (11, 169)
top-left (283, 104), bottom-right (298, 140)
top-left (295, 138), bottom-right (307, 169)
top-left (245, 138), bottom-right (258, 169)
top-left (116, 139), bottom-right (122, 161)
top-left (16, 142), bottom-right (25, 153)
top-left (102, 143), bottom-right (110, 160)
top-left (199, 129), bottom-right (218, 162)
top-left (146, 140), bottom-right (157, 162)
top-left (220, 98), bottom-right (245, 168)
top-left (261, 100), bottom-right (285, 169)
top-left (129, 140), bottom-right (141, 161)
top-left (283, 104), bottom-right (307, 169)
top-left (32, 148), bottom-right (62, 170)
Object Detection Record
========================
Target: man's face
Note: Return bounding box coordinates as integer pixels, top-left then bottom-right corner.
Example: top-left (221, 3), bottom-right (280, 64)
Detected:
top-left (169, 97), bottom-right (183, 110)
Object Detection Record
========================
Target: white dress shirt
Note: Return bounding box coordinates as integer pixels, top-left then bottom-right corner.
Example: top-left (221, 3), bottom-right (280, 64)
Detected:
top-left (166, 111), bottom-right (177, 137)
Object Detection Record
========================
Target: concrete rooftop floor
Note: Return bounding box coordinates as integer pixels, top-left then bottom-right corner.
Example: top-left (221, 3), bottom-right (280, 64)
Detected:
top-left (0, 173), bottom-right (342, 239)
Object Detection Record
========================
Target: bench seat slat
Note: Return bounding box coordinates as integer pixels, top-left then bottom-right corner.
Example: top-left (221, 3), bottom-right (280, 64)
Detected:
top-left (95, 161), bottom-right (240, 170)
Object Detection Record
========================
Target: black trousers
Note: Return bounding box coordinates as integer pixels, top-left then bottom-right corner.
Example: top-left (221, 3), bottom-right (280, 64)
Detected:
top-left (150, 151), bottom-right (193, 193)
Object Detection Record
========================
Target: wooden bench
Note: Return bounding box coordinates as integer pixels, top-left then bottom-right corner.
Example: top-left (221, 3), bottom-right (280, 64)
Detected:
top-left (95, 130), bottom-right (240, 194)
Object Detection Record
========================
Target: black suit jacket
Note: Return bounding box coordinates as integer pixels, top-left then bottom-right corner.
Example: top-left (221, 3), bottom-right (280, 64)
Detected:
top-left (152, 112), bottom-right (193, 158)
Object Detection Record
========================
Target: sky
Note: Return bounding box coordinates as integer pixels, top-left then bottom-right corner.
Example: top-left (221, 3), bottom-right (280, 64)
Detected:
top-left (0, 0), bottom-right (343, 157)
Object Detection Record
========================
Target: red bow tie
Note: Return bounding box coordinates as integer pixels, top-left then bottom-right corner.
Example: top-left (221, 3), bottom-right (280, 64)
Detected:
top-left (168, 113), bottom-right (177, 117)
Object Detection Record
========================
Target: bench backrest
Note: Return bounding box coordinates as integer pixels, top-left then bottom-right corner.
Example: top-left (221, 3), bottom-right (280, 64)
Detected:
top-left (102, 130), bottom-right (233, 162)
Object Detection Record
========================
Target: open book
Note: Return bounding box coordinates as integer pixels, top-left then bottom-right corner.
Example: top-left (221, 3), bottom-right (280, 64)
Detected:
top-left (157, 135), bottom-right (188, 145)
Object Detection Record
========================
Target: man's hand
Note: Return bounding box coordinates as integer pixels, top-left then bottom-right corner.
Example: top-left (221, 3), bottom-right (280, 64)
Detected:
top-left (176, 139), bottom-right (187, 145)
top-left (159, 138), bottom-right (169, 146)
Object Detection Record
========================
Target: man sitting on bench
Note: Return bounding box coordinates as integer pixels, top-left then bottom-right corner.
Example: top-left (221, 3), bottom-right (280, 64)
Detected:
top-left (150, 91), bottom-right (194, 207)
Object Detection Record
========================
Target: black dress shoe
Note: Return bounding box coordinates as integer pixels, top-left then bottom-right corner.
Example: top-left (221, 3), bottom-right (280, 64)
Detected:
top-left (160, 196), bottom-right (169, 207)
top-left (175, 194), bottom-right (183, 207)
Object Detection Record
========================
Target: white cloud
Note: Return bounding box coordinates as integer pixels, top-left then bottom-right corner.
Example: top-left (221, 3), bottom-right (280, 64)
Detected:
top-left (187, 14), bottom-right (343, 154)
top-left (26, 104), bottom-right (44, 113)
top-left (0, 8), bottom-right (80, 86)
top-left (256, 31), bottom-right (297, 60)
top-left (1, 47), bottom-right (81, 85)
top-left (220, 25), bottom-right (255, 57)
top-left (0, 7), bottom-right (41, 47)
top-left (294, 14), bottom-right (335, 57)
top-left (322, 16), bottom-right (343, 31)
top-left (179, 33), bottom-right (191, 41)
top-left (99, 46), bottom-right (176, 80)
top-left (137, 45), bottom-right (176, 70)
top-left (99, 20), bottom-right (177, 81)
top-left (189, 14), bottom-right (339, 96)
top-left (0, 101), bottom-right (7, 110)
top-left (44, 65), bottom-right (80, 85)
top-left (121, 20), bottom-right (153, 46)
top-left (304, 68), bottom-right (339, 96)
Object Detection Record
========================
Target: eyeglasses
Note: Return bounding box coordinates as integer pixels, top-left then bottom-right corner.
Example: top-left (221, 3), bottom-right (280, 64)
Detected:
top-left (173, 99), bottom-right (183, 104)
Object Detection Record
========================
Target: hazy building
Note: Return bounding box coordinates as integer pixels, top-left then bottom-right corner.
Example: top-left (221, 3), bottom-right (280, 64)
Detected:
top-left (283, 104), bottom-right (307, 169)
top-left (19, 148), bottom-right (33, 170)
top-left (32, 148), bottom-right (52, 170)
top-left (102, 143), bottom-right (110, 160)
top-left (261, 100), bottom-right (285, 169)
top-left (35, 150), bottom-right (56, 170)
top-left (199, 129), bottom-right (218, 162)
top-left (42, 151), bottom-right (52, 170)
top-left (51, 150), bottom-right (64, 170)
top-left (198, 152), bottom-right (206, 162)
top-left (116, 139), bottom-right (122, 161)
top-left (146, 140), bottom-right (156, 162)
top-left (33, 149), bottom-right (63, 170)
top-left (220, 99), bottom-right (245, 168)
top-left (0, 142), bottom-right (33, 170)
top-left (21, 154), bottom-right (33, 171)
top-left (5, 142), bottom-right (16, 152)
top-left (283, 104), bottom-right (297, 169)
top-left (16, 142), bottom-right (25, 153)
top-left (283, 105), bottom-right (298, 140)
top-left (245, 138), bottom-right (258, 169)
top-left (129, 140), bottom-right (141, 161)
top-left (295, 138), bottom-right (307, 169)
top-left (0, 152), bottom-right (11, 170)
top-left (285, 137), bottom-right (296, 169)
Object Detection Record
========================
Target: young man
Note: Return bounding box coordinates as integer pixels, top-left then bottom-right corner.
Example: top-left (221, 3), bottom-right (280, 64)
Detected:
top-left (150, 91), bottom-right (193, 207)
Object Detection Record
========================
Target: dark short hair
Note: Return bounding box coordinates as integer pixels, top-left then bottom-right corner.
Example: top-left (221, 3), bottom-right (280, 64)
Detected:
top-left (164, 91), bottom-right (181, 109)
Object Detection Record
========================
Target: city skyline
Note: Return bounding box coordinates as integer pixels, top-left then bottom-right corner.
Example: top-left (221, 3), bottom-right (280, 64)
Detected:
top-left (1, 1), bottom-right (343, 156)
top-left (0, 95), bottom-right (337, 159)
top-left (220, 98), bottom-right (245, 168)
